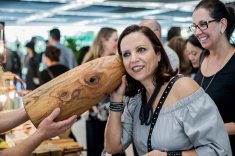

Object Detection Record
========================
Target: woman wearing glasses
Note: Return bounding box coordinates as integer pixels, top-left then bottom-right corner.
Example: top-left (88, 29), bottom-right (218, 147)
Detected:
top-left (190, 0), bottom-right (235, 154)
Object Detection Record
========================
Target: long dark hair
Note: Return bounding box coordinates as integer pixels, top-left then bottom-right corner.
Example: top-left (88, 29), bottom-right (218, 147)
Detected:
top-left (194, 0), bottom-right (235, 47)
top-left (186, 35), bottom-right (206, 63)
top-left (118, 25), bottom-right (177, 97)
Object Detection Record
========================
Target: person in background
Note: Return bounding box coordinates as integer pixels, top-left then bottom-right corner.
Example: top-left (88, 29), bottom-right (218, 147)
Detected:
top-left (4, 48), bottom-right (22, 77)
top-left (30, 36), bottom-right (37, 47)
top-left (77, 46), bottom-right (90, 65)
top-left (104, 25), bottom-right (232, 155)
top-left (49, 28), bottom-right (77, 69)
top-left (39, 46), bottom-right (69, 85)
top-left (39, 39), bottom-right (50, 70)
top-left (168, 36), bottom-right (190, 76)
top-left (167, 26), bottom-right (181, 42)
top-left (191, 0), bottom-right (235, 154)
top-left (82, 27), bottom-right (125, 156)
top-left (140, 19), bottom-right (179, 71)
top-left (25, 41), bottom-right (40, 90)
top-left (82, 28), bottom-right (118, 63)
top-left (185, 35), bottom-right (204, 78)
top-left (0, 107), bottom-right (77, 156)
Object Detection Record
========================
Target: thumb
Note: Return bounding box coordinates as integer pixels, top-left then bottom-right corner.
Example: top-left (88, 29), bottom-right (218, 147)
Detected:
top-left (47, 107), bottom-right (61, 121)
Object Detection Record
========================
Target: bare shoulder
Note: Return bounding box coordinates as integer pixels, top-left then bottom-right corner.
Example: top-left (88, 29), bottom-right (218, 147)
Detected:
top-left (172, 76), bottom-right (200, 100)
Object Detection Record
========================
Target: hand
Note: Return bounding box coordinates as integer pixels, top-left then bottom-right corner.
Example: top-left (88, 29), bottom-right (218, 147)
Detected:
top-left (111, 75), bottom-right (126, 102)
top-left (36, 108), bottom-right (77, 141)
top-left (143, 150), bottom-right (167, 156)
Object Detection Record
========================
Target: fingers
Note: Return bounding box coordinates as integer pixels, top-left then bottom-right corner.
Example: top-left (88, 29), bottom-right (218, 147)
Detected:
top-left (117, 75), bottom-right (126, 94)
top-left (46, 108), bottom-right (61, 122)
top-left (56, 115), bottom-right (77, 129)
top-left (111, 75), bottom-right (127, 101)
top-left (121, 75), bottom-right (127, 88)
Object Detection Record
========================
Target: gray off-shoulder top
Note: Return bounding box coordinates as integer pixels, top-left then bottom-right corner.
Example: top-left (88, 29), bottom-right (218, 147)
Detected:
top-left (121, 88), bottom-right (232, 156)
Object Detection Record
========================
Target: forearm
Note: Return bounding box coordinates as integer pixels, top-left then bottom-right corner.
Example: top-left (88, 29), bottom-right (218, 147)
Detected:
top-left (225, 122), bottom-right (235, 135)
top-left (160, 149), bottom-right (198, 156)
top-left (145, 149), bottom-right (198, 156)
top-left (182, 150), bottom-right (198, 156)
top-left (0, 108), bottom-right (28, 133)
top-left (0, 130), bottom-right (44, 156)
top-left (105, 111), bottom-right (123, 154)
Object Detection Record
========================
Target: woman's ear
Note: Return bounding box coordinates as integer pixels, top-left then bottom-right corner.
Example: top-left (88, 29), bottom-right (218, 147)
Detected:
top-left (157, 52), bottom-right (161, 62)
top-left (220, 18), bottom-right (227, 34)
top-left (44, 56), bottom-right (50, 66)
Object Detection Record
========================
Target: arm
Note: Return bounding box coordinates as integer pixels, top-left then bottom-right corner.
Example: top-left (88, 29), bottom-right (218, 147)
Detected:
top-left (144, 150), bottom-right (198, 156)
top-left (104, 76), bottom-right (126, 154)
top-left (225, 122), bottom-right (235, 135)
top-left (183, 94), bottom-right (231, 155)
top-left (0, 108), bottom-right (28, 133)
top-left (68, 49), bottom-right (77, 69)
top-left (105, 108), bottom-right (123, 154)
top-left (172, 77), bottom-right (231, 156)
top-left (0, 108), bottom-right (77, 156)
top-left (176, 79), bottom-right (231, 155)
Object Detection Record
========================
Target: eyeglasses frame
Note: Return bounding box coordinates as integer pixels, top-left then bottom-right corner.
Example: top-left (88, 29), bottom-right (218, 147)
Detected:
top-left (189, 19), bottom-right (218, 33)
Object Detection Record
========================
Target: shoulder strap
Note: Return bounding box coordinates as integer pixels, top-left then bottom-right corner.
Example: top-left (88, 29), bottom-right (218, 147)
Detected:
top-left (46, 68), bottom-right (55, 79)
top-left (147, 74), bottom-right (183, 152)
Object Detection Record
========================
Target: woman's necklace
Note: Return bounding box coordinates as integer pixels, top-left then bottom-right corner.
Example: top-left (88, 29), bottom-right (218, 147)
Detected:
top-left (200, 73), bottom-right (216, 91)
top-left (200, 51), bottom-right (231, 91)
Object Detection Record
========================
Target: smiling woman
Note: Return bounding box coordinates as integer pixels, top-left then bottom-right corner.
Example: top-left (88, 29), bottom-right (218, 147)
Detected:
top-left (120, 31), bottom-right (161, 85)
top-left (104, 25), bottom-right (232, 156)
top-left (192, 0), bottom-right (235, 154)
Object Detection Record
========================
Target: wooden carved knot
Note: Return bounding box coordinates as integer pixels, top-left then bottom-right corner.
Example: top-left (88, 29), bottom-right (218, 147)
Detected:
top-left (85, 75), bottom-right (100, 86)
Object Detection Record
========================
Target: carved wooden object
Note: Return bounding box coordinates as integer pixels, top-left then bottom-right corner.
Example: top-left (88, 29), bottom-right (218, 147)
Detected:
top-left (23, 55), bottom-right (125, 127)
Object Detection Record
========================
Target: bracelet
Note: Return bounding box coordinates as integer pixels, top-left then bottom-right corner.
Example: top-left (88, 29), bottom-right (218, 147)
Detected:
top-left (109, 102), bottom-right (124, 112)
top-left (167, 151), bottom-right (182, 156)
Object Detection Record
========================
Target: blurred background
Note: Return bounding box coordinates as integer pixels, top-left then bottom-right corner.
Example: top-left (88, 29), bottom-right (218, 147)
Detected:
top-left (0, 0), bottom-right (235, 155)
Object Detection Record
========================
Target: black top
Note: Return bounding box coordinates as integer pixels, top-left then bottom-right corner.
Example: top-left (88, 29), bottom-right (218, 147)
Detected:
top-left (194, 54), bottom-right (235, 154)
top-left (26, 54), bottom-right (40, 90)
top-left (39, 64), bottom-right (69, 85)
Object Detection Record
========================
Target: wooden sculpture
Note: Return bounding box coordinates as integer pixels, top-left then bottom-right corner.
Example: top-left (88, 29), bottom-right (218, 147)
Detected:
top-left (23, 55), bottom-right (125, 127)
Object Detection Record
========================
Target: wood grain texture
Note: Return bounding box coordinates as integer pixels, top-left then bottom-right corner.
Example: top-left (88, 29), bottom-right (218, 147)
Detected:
top-left (23, 55), bottom-right (125, 127)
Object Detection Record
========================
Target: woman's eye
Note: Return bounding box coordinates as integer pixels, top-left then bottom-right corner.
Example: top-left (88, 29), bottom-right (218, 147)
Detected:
top-left (199, 22), bottom-right (207, 28)
top-left (122, 52), bottom-right (130, 57)
top-left (192, 51), bottom-right (197, 56)
top-left (137, 47), bottom-right (146, 53)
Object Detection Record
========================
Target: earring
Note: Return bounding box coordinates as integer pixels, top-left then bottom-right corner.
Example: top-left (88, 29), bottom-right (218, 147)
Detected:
top-left (220, 30), bottom-right (224, 34)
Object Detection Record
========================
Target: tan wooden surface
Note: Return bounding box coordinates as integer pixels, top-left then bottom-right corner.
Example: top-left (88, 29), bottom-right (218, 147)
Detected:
top-left (31, 139), bottom-right (83, 156)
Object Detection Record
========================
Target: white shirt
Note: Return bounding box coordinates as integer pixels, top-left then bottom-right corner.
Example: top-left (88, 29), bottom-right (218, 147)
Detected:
top-left (163, 44), bottom-right (179, 71)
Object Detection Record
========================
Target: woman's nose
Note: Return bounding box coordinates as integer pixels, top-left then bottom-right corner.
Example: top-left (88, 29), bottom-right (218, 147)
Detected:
top-left (194, 27), bottom-right (203, 36)
top-left (130, 53), bottom-right (138, 62)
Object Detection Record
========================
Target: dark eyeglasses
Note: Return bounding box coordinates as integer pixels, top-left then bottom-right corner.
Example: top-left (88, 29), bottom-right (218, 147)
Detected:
top-left (189, 19), bottom-right (217, 33)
